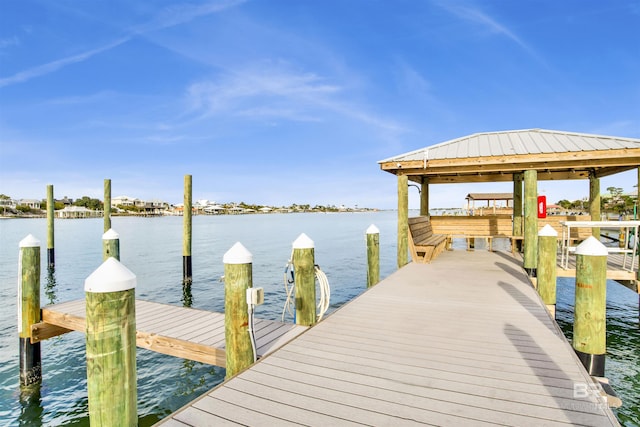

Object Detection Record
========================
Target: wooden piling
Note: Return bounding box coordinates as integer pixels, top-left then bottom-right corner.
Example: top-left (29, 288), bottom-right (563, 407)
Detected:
top-left (420, 177), bottom-right (429, 217)
top-left (85, 258), bottom-right (137, 427)
top-left (537, 224), bottom-right (557, 318)
top-left (366, 225), bottom-right (380, 287)
top-left (523, 170), bottom-right (538, 276)
top-left (183, 174), bottom-right (193, 285)
top-left (102, 229), bottom-right (120, 261)
top-left (512, 173), bottom-right (523, 252)
top-left (589, 171), bottom-right (601, 238)
top-left (397, 174), bottom-right (408, 268)
top-left (18, 234), bottom-right (42, 387)
top-left (46, 185), bottom-right (55, 268)
top-left (293, 233), bottom-right (316, 326)
top-left (573, 236), bottom-right (608, 377)
top-left (223, 242), bottom-right (253, 378)
top-left (104, 179), bottom-right (111, 233)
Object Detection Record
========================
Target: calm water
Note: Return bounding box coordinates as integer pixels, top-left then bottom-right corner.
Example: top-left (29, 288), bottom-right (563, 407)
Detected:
top-left (0, 212), bottom-right (638, 426)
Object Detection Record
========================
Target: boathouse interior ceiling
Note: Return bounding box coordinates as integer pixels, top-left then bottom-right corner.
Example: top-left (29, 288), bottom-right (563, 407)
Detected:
top-left (378, 129), bottom-right (640, 184)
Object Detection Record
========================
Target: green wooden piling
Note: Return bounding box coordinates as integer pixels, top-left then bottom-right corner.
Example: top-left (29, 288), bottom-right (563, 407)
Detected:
top-left (420, 177), bottom-right (429, 217)
top-left (397, 174), bottom-right (408, 268)
top-left (589, 171), bottom-right (601, 238)
top-left (183, 174), bottom-right (193, 284)
top-left (537, 224), bottom-right (557, 318)
top-left (85, 258), bottom-right (137, 427)
top-left (18, 235), bottom-right (42, 387)
top-left (513, 173), bottom-right (523, 252)
top-left (46, 185), bottom-right (55, 268)
top-left (223, 242), bottom-right (253, 378)
top-left (523, 170), bottom-right (538, 276)
top-left (104, 179), bottom-right (111, 233)
top-left (573, 236), bottom-right (607, 377)
top-left (102, 229), bottom-right (120, 261)
top-left (366, 225), bottom-right (380, 287)
top-left (293, 233), bottom-right (316, 326)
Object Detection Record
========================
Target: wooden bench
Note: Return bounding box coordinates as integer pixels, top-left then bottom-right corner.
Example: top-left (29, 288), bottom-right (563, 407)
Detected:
top-left (408, 216), bottom-right (447, 263)
top-left (430, 215), bottom-right (513, 251)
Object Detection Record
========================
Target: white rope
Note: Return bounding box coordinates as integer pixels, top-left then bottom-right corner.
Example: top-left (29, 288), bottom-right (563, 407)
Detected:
top-left (281, 253), bottom-right (331, 323)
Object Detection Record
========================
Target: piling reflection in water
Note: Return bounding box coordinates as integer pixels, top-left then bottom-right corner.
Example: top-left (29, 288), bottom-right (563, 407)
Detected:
top-left (18, 385), bottom-right (43, 427)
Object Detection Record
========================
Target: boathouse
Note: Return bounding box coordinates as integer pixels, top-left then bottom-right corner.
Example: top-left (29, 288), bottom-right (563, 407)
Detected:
top-left (379, 128), bottom-right (640, 283)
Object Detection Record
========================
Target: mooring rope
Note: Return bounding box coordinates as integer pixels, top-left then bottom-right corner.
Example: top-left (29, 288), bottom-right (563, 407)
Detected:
top-left (282, 251), bottom-right (331, 322)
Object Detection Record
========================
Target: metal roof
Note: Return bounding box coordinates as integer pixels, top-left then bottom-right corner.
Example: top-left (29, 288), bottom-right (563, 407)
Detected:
top-left (378, 129), bottom-right (640, 184)
top-left (379, 129), bottom-right (640, 163)
top-left (465, 193), bottom-right (513, 201)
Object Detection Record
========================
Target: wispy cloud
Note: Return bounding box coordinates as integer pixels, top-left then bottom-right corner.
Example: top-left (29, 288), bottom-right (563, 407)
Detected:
top-left (0, 36), bottom-right (19, 49)
top-left (436, 2), bottom-right (547, 66)
top-left (0, 0), bottom-right (246, 88)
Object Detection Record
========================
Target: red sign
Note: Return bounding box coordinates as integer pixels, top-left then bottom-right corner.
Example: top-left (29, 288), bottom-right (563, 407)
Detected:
top-left (538, 195), bottom-right (547, 218)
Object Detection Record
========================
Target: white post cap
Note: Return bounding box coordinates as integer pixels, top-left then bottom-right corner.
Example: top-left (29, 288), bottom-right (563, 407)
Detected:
top-left (19, 234), bottom-right (40, 248)
top-left (538, 224), bottom-right (557, 237)
top-left (366, 224), bottom-right (380, 234)
top-left (223, 242), bottom-right (253, 264)
top-left (85, 257), bottom-right (136, 292)
top-left (102, 228), bottom-right (119, 240)
top-left (292, 233), bottom-right (314, 249)
top-left (575, 236), bottom-right (608, 256)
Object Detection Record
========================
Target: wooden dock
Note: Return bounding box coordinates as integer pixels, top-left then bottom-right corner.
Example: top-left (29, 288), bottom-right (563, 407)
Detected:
top-left (158, 250), bottom-right (619, 426)
top-left (34, 300), bottom-right (308, 367)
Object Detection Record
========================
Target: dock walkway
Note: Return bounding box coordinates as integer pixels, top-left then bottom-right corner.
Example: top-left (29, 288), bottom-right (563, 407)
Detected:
top-left (38, 300), bottom-right (307, 367)
top-left (158, 250), bottom-right (619, 426)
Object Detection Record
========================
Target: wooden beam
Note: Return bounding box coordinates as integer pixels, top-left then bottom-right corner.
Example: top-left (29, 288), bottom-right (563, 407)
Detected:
top-left (137, 331), bottom-right (226, 367)
top-left (30, 321), bottom-right (72, 343)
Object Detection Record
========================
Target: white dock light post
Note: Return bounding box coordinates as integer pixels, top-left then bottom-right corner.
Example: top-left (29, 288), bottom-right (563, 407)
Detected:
top-left (366, 225), bottom-right (380, 287)
top-left (223, 242), bottom-right (254, 378)
top-left (573, 236), bottom-right (608, 377)
top-left (18, 234), bottom-right (42, 387)
top-left (293, 233), bottom-right (316, 326)
top-left (537, 225), bottom-right (557, 318)
top-left (85, 258), bottom-right (137, 427)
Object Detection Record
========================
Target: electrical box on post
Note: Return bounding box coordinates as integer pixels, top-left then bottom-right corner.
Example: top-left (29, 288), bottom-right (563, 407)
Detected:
top-left (537, 195), bottom-right (547, 219)
top-left (246, 287), bottom-right (264, 306)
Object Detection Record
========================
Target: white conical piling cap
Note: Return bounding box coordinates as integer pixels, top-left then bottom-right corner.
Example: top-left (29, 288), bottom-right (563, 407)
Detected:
top-left (366, 224), bottom-right (380, 234)
top-left (85, 257), bottom-right (136, 292)
top-left (223, 242), bottom-right (253, 264)
top-left (575, 236), bottom-right (608, 256)
top-left (19, 234), bottom-right (40, 248)
top-left (292, 233), bottom-right (314, 249)
top-left (538, 224), bottom-right (557, 237)
top-left (102, 228), bottom-right (119, 240)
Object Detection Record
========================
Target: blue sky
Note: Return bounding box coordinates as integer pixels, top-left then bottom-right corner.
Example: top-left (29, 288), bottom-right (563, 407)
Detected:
top-left (1, 0), bottom-right (639, 209)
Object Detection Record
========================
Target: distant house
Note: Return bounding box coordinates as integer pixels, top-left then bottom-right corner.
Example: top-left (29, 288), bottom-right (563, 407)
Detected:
top-left (112, 196), bottom-right (138, 207)
top-left (19, 199), bottom-right (41, 209)
top-left (56, 206), bottom-right (101, 219)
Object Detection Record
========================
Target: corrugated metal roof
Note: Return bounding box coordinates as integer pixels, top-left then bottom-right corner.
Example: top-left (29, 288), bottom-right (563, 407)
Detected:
top-left (379, 129), bottom-right (640, 163)
top-left (465, 193), bottom-right (513, 201)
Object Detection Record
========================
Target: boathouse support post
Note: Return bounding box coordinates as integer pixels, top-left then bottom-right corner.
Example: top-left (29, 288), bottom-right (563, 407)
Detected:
top-left (420, 177), bottom-right (429, 217)
top-left (18, 235), bottom-right (42, 388)
top-left (102, 229), bottom-right (120, 261)
top-left (589, 170), bottom-right (601, 238)
top-left (183, 174), bottom-right (193, 285)
top-left (366, 225), bottom-right (380, 287)
top-left (397, 174), bottom-right (408, 268)
top-left (293, 233), bottom-right (316, 326)
top-left (85, 258), bottom-right (137, 426)
top-left (46, 184), bottom-right (55, 268)
top-left (104, 179), bottom-right (111, 233)
top-left (537, 225), bottom-right (557, 318)
top-left (513, 173), bottom-right (523, 252)
top-left (523, 170), bottom-right (538, 276)
top-left (573, 237), bottom-right (607, 377)
top-left (223, 242), bottom-right (254, 378)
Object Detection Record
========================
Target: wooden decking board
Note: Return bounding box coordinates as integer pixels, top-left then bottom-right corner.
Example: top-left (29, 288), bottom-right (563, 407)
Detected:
top-left (158, 251), bottom-right (618, 426)
top-left (246, 360), bottom-right (604, 427)
top-left (41, 299), bottom-right (307, 367)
